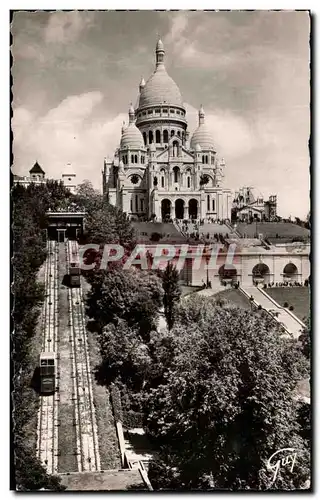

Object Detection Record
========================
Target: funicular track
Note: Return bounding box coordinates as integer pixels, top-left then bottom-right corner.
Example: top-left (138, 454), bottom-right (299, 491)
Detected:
top-left (36, 239), bottom-right (60, 474)
top-left (66, 240), bottom-right (101, 472)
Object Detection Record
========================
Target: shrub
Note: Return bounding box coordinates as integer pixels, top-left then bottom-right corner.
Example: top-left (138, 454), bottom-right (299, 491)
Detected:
top-left (150, 232), bottom-right (162, 242)
top-left (263, 284), bottom-right (267, 289)
top-left (257, 304), bottom-right (262, 310)
top-left (283, 302), bottom-right (289, 308)
top-left (123, 410), bottom-right (144, 429)
top-left (110, 384), bottom-right (123, 423)
top-left (289, 305), bottom-right (294, 311)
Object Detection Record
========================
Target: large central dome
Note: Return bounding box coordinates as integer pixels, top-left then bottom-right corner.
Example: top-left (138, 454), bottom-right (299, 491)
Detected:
top-left (138, 40), bottom-right (183, 109)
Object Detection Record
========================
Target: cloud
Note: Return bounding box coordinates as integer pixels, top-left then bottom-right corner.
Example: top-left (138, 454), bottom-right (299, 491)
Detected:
top-left (185, 103), bottom-right (255, 159)
top-left (12, 92), bottom-right (126, 186)
top-left (44, 11), bottom-right (94, 44)
top-left (184, 102), bottom-right (309, 218)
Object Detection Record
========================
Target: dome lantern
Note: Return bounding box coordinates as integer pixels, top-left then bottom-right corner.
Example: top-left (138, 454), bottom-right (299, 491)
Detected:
top-left (199, 105), bottom-right (205, 125)
top-left (128, 103), bottom-right (135, 124)
top-left (156, 38), bottom-right (165, 67)
top-left (139, 77), bottom-right (145, 93)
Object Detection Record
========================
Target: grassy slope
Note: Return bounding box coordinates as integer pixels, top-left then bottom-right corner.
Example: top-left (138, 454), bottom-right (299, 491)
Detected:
top-left (213, 288), bottom-right (252, 310)
top-left (265, 287), bottom-right (310, 322)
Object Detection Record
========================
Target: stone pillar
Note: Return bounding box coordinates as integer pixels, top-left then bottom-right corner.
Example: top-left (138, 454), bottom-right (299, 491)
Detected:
top-left (183, 204), bottom-right (188, 220)
top-left (218, 193), bottom-right (223, 219)
top-left (170, 200), bottom-right (174, 219)
top-left (200, 192), bottom-right (206, 219)
top-left (122, 191), bottom-right (129, 213)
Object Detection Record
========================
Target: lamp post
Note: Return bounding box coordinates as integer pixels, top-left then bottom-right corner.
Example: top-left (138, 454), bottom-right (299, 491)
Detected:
top-left (205, 245), bottom-right (210, 288)
top-left (250, 295), bottom-right (254, 311)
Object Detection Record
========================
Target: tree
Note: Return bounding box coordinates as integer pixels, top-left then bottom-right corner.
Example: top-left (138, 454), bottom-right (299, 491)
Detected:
top-left (145, 297), bottom-right (310, 490)
top-left (95, 320), bottom-right (153, 391)
top-left (161, 263), bottom-right (181, 331)
top-left (199, 174), bottom-right (209, 186)
top-left (299, 317), bottom-right (311, 361)
top-left (86, 266), bottom-right (163, 337)
top-left (73, 180), bottom-right (102, 213)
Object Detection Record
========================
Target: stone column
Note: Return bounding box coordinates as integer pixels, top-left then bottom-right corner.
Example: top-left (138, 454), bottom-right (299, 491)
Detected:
top-left (183, 203), bottom-right (188, 220)
top-left (170, 200), bottom-right (174, 219)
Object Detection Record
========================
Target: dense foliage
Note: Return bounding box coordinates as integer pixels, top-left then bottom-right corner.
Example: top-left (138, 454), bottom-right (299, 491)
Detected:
top-left (74, 180), bottom-right (135, 248)
top-left (86, 266), bottom-right (163, 338)
top-left (12, 181), bottom-right (69, 490)
top-left (144, 297), bottom-right (310, 490)
top-left (161, 263), bottom-right (181, 331)
top-left (299, 316), bottom-right (311, 361)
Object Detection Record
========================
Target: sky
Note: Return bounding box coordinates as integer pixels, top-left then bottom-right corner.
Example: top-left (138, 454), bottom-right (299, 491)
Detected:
top-left (11, 10), bottom-right (310, 218)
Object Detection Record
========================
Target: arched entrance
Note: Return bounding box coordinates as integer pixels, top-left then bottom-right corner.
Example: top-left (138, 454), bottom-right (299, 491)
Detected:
top-left (188, 198), bottom-right (198, 220)
top-left (161, 199), bottom-right (171, 220)
top-left (252, 263), bottom-right (270, 285)
top-left (175, 199), bottom-right (184, 220)
top-left (218, 264), bottom-right (237, 285)
top-left (283, 263), bottom-right (299, 282)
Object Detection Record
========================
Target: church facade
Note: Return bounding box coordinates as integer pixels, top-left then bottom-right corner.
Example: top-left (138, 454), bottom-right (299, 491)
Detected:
top-left (103, 40), bottom-right (232, 221)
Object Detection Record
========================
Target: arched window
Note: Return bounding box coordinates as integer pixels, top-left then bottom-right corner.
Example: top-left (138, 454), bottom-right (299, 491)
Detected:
top-left (202, 155), bottom-right (205, 164)
top-left (160, 169), bottom-right (165, 188)
top-left (177, 131), bottom-right (181, 137)
top-left (172, 140), bottom-right (179, 158)
top-left (206, 155), bottom-right (209, 164)
top-left (171, 130), bottom-right (175, 137)
top-left (163, 130), bottom-right (169, 143)
top-left (135, 195), bottom-right (138, 212)
top-left (143, 132), bottom-right (147, 146)
top-left (212, 199), bottom-right (215, 211)
top-left (141, 155), bottom-right (145, 163)
top-left (130, 198), bottom-right (133, 211)
top-left (156, 130), bottom-right (161, 143)
top-left (173, 166), bottom-right (180, 183)
top-left (187, 176), bottom-right (190, 188)
top-left (131, 155), bottom-right (134, 163)
top-left (207, 194), bottom-right (210, 211)
top-left (149, 130), bottom-right (153, 144)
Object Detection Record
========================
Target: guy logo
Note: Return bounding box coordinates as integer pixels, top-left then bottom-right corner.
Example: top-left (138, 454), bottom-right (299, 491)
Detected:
top-left (266, 448), bottom-right (297, 484)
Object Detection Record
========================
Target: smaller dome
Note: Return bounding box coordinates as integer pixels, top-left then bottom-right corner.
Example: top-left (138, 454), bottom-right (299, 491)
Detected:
top-left (120, 105), bottom-right (145, 150)
top-left (190, 106), bottom-right (215, 151)
top-left (120, 124), bottom-right (144, 149)
top-left (195, 143), bottom-right (202, 152)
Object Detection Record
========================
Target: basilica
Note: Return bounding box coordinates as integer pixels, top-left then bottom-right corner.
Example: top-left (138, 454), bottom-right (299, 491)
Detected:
top-left (102, 39), bottom-right (232, 221)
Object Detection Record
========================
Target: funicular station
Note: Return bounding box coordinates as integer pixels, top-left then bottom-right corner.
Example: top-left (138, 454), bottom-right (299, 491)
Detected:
top-left (46, 209), bottom-right (86, 242)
